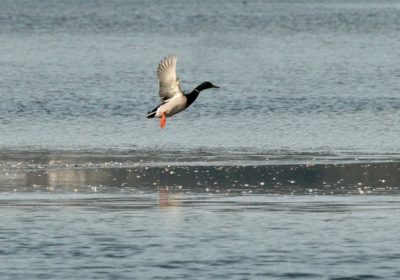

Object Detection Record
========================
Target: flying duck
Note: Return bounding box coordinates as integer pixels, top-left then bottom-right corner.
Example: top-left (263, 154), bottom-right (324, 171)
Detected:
top-left (147, 55), bottom-right (220, 128)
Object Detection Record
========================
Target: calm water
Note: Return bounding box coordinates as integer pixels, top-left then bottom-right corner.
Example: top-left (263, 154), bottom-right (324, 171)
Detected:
top-left (1, 0), bottom-right (400, 279)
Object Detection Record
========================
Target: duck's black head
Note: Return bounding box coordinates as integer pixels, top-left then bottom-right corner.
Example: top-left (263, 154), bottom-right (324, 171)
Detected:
top-left (186, 81), bottom-right (220, 108)
top-left (196, 81), bottom-right (220, 92)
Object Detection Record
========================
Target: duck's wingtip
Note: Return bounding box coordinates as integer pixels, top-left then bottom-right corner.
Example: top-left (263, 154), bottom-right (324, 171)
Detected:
top-left (161, 54), bottom-right (177, 63)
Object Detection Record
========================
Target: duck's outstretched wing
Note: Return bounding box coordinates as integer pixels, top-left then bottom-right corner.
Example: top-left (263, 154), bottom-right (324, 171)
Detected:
top-left (157, 55), bottom-right (184, 102)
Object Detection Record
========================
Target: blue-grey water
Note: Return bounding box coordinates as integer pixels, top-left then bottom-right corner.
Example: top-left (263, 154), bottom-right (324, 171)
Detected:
top-left (1, 0), bottom-right (400, 279)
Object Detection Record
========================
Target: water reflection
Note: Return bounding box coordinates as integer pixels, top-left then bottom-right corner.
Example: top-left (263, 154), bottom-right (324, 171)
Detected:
top-left (159, 188), bottom-right (182, 208)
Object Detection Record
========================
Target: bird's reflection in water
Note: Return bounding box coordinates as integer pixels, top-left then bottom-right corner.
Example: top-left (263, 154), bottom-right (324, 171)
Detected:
top-left (158, 187), bottom-right (182, 208)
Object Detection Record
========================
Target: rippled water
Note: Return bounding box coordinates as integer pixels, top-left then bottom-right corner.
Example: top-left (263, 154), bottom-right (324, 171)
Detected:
top-left (1, 153), bottom-right (400, 279)
top-left (1, 192), bottom-right (400, 280)
top-left (1, 0), bottom-right (400, 154)
top-left (1, 0), bottom-right (400, 279)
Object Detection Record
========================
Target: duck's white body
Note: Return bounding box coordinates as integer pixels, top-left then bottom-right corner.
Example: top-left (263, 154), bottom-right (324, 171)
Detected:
top-left (154, 94), bottom-right (187, 118)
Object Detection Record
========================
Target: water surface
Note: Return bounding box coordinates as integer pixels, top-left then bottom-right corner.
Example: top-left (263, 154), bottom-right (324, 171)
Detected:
top-left (1, 1), bottom-right (400, 279)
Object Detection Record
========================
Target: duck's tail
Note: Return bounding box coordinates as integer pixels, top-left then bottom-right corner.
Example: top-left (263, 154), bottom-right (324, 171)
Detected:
top-left (147, 111), bottom-right (156, 118)
top-left (147, 106), bottom-right (159, 118)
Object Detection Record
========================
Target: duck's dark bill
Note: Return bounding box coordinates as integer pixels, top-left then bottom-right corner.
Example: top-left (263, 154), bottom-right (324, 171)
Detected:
top-left (212, 85), bottom-right (220, 88)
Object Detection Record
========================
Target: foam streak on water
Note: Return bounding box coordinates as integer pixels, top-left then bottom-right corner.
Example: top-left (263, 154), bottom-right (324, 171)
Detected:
top-left (1, 151), bottom-right (400, 195)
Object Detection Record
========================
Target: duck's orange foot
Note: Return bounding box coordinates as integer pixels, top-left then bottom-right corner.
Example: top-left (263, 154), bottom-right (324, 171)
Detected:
top-left (160, 112), bottom-right (167, 129)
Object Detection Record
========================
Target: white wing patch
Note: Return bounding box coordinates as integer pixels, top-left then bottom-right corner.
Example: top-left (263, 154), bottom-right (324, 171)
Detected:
top-left (157, 55), bottom-right (184, 101)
